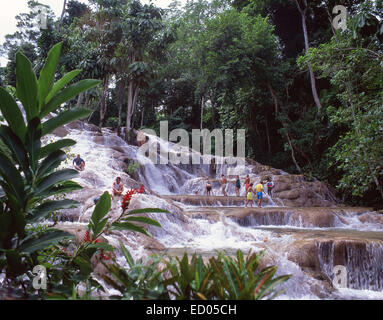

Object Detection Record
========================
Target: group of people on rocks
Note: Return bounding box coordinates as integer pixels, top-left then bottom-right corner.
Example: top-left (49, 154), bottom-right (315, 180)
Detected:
top-left (205, 174), bottom-right (275, 208)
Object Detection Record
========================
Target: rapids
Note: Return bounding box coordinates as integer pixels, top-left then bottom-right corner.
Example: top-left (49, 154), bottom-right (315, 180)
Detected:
top-left (52, 122), bottom-right (383, 300)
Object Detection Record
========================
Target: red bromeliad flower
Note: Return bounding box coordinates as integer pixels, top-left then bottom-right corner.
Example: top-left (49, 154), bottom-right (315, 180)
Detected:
top-left (83, 230), bottom-right (109, 260)
top-left (121, 185), bottom-right (145, 211)
top-left (83, 230), bottom-right (91, 242)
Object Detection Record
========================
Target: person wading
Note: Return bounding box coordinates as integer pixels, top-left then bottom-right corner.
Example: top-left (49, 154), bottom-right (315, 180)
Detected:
top-left (206, 181), bottom-right (212, 196)
top-left (244, 175), bottom-right (250, 193)
top-left (255, 181), bottom-right (266, 208)
top-left (221, 174), bottom-right (227, 196)
top-left (245, 183), bottom-right (254, 207)
top-left (235, 175), bottom-right (241, 196)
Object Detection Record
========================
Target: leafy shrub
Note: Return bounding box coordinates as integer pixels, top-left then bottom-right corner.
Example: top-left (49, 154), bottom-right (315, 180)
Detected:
top-left (102, 247), bottom-right (291, 300)
top-left (0, 42), bottom-right (100, 296)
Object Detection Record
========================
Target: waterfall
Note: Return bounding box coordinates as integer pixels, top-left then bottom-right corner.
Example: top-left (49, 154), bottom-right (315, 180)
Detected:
top-left (317, 241), bottom-right (383, 291)
top-left (49, 124), bottom-right (383, 300)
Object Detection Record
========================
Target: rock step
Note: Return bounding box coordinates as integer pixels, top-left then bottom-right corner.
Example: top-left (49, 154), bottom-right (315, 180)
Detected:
top-left (183, 206), bottom-right (378, 228)
top-left (161, 195), bottom-right (271, 206)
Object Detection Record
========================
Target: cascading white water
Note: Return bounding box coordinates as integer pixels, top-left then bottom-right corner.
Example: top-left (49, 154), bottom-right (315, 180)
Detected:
top-left (52, 125), bottom-right (383, 300)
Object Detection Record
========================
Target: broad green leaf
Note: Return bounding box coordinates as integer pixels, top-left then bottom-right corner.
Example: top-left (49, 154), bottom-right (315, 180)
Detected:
top-left (89, 192), bottom-right (111, 237)
top-left (122, 216), bottom-right (161, 227)
top-left (45, 70), bottom-right (82, 104)
top-left (39, 139), bottom-right (76, 159)
top-left (0, 125), bottom-right (30, 176)
top-left (87, 242), bottom-right (115, 252)
top-left (41, 79), bottom-right (101, 117)
top-left (36, 150), bottom-right (66, 178)
top-left (5, 250), bottom-right (26, 277)
top-left (110, 221), bottom-right (151, 237)
top-left (34, 169), bottom-right (79, 196)
top-left (16, 52), bottom-right (38, 122)
top-left (0, 152), bottom-right (25, 204)
top-left (25, 118), bottom-right (42, 172)
top-left (28, 199), bottom-right (79, 223)
top-left (38, 43), bottom-right (63, 110)
top-left (73, 256), bottom-right (93, 276)
top-left (19, 229), bottom-right (74, 254)
top-left (126, 208), bottom-right (170, 216)
top-left (0, 87), bottom-right (26, 141)
top-left (41, 108), bottom-right (92, 136)
top-left (120, 242), bottom-right (134, 268)
top-left (33, 180), bottom-right (82, 198)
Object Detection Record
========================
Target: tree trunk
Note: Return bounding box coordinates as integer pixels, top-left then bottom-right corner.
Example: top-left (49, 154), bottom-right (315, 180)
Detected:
top-left (141, 103), bottom-right (146, 128)
top-left (294, 0), bottom-right (322, 111)
top-left (268, 82), bottom-right (303, 172)
top-left (290, 139), bottom-right (314, 172)
top-left (267, 82), bottom-right (278, 115)
top-left (210, 93), bottom-right (216, 128)
top-left (117, 79), bottom-right (125, 137)
top-left (125, 81), bottom-right (140, 142)
top-left (58, 0), bottom-right (67, 31)
top-left (99, 77), bottom-right (108, 132)
top-left (200, 96), bottom-right (204, 130)
top-left (265, 115), bottom-right (271, 154)
top-left (76, 91), bottom-right (84, 108)
top-left (84, 93), bottom-right (90, 109)
top-left (287, 133), bottom-right (302, 173)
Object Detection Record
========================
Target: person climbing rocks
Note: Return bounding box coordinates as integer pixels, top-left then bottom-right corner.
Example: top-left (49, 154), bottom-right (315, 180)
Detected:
top-left (73, 154), bottom-right (85, 171)
top-left (255, 181), bottom-right (266, 208)
top-left (113, 177), bottom-right (124, 196)
top-left (221, 174), bottom-right (227, 196)
top-left (235, 175), bottom-right (241, 196)
top-left (245, 183), bottom-right (254, 207)
top-left (244, 175), bottom-right (250, 193)
top-left (206, 181), bottom-right (212, 196)
top-left (266, 179), bottom-right (275, 198)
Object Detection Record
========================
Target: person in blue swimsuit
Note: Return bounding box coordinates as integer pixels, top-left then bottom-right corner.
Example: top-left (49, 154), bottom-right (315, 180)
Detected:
top-left (73, 154), bottom-right (85, 171)
top-left (235, 175), bottom-right (241, 196)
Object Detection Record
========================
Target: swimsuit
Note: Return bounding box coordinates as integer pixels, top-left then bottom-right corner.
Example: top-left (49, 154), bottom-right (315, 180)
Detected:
top-left (207, 185), bottom-right (212, 192)
top-left (257, 192), bottom-right (263, 200)
top-left (73, 158), bottom-right (84, 167)
top-left (247, 192), bottom-right (253, 200)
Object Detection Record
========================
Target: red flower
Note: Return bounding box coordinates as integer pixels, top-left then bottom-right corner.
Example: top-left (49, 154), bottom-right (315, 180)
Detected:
top-left (121, 185), bottom-right (145, 210)
top-left (83, 230), bottom-right (91, 242)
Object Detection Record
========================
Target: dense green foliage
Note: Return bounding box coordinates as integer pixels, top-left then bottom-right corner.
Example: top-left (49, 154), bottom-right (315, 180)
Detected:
top-left (0, 42), bottom-right (171, 299)
top-left (103, 246), bottom-right (290, 300)
top-left (1, 0), bottom-right (382, 205)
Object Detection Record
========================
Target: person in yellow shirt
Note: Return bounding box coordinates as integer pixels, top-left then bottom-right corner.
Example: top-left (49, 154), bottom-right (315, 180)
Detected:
top-left (255, 181), bottom-right (266, 208)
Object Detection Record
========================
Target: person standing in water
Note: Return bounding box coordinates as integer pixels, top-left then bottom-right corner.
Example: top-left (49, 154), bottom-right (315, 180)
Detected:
top-left (73, 154), bottom-right (85, 171)
top-left (113, 177), bottom-right (124, 196)
top-left (206, 181), bottom-right (212, 196)
top-left (266, 179), bottom-right (275, 198)
top-left (245, 183), bottom-right (254, 207)
top-left (235, 175), bottom-right (241, 196)
top-left (244, 175), bottom-right (250, 193)
top-left (221, 174), bottom-right (227, 196)
top-left (255, 181), bottom-right (266, 208)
